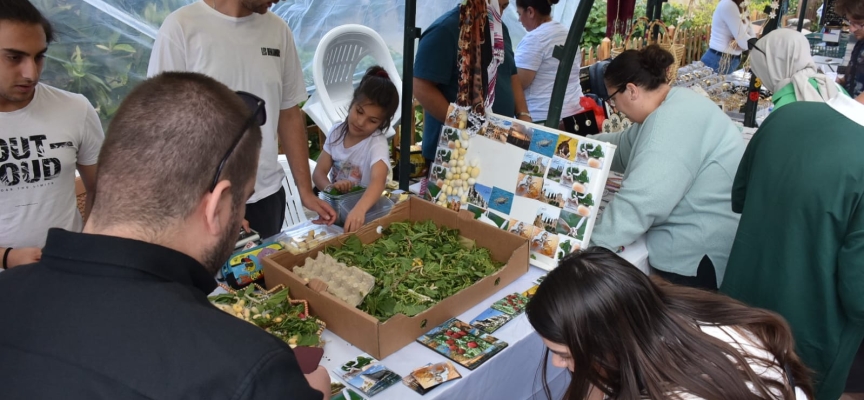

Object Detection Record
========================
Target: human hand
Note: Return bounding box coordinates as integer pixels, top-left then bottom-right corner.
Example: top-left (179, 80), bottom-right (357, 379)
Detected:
top-left (241, 219), bottom-right (251, 233)
top-left (517, 114), bottom-right (532, 123)
top-left (303, 365), bottom-right (331, 400)
top-left (343, 208), bottom-right (366, 233)
top-left (333, 180), bottom-right (353, 193)
top-left (301, 193), bottom-right (336, 225)
top-left (6, 247), bottom-right (41, 269)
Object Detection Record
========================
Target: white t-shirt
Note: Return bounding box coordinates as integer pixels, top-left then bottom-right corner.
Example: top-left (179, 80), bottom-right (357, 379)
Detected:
top-left (322, 123), bottom-right (390, 188)
top-left (0, 84), bottom-right (104, 248)
top-left (709, 0), bottom-right (755, 55)
top-left (515, 21), bottom-right (583, 122)
top-left (672, 325), bottom-right (809, 399)
top-left (147, 0), bottom-right (307, 204)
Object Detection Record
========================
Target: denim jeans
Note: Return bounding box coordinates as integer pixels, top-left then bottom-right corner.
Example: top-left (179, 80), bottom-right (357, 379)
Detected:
top-left (701, 49), bottom-right (741, 75)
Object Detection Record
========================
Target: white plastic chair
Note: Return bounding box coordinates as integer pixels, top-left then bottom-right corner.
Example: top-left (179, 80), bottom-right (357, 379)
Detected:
top-left (277, 155), bottom-right (311, 231)
top-left (302, 24), bottom-right (402, 139)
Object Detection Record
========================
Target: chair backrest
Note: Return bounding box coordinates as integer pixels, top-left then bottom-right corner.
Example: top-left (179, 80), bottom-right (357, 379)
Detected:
top-left (588, 60), bottom-right (610, 100)
top-left (311, 24), bottom-right (402, 137)
top-left (277, 155), bottom-right (307, 230)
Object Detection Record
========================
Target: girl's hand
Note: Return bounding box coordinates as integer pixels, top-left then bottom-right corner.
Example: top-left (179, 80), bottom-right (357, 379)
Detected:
top-left (333, 180), bottom-right (354, 193)
top-left (343, 208), bottom-right (366, 233)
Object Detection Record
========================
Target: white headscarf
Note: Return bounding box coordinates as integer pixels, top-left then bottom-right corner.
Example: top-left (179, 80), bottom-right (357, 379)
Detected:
top-left (749, 28), bottom-right (839, 102)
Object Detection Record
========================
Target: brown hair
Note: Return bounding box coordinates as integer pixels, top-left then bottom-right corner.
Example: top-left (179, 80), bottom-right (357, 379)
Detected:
top-left (0, 0), bottom-right (54, 43)
top-left (526, 247), bottom-right (813, 400)
top-left (90, 72), bottom-right (262, 237)
top-left (604, 45), bottom-right (675, 92)
top-left (330, 65), bottom-right (399, 145)
top-left (836, 0), bottom-right (864, 20)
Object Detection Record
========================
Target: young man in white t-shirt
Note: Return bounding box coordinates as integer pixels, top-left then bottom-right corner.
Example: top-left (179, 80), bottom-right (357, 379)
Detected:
top-left (0, 0), bottom-right (103, 270)
top-left (147, 0), bottom-right (336, 239)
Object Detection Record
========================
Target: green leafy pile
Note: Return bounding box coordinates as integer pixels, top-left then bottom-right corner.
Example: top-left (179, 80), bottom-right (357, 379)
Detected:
top-left (325, 220), bottom-right (504, 322)
top-left (209, 286), bottom-right (322, 347)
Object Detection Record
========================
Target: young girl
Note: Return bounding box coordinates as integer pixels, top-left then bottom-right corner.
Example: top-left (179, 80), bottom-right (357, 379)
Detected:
top-left (313, 66), bottom-right (399, 233)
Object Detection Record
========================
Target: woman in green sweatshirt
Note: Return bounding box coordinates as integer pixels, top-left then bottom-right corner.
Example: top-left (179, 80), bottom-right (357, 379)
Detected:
top-left (589, 45), bottom-right (745, 290)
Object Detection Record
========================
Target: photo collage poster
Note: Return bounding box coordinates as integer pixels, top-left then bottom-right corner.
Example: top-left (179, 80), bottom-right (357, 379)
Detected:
top-left (424, 112), bottom-right (616, 271)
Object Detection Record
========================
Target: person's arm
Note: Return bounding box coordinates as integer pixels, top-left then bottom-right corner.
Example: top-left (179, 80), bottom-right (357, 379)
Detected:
top-left (146, 15), bottom-right (186, 76)
top-left (1, 247), bottom-right (41, 269)
top-left (239, 349), bottom-right (325, 400)
top-left (731, 133), bottom-right (756, 214)
top-left (413, 77), bottom-right (450, 123)
top-left (277, 107), bottom-right (336, 225)
top-left (856, 91), bottom-right (864, 105)
top-left (838, 203), bottom-right (864, 325)
top-left (76, 164), bottom-right (98, 222)
top-left (589, 125), bottom-right (697, 249)
top-left (343, 160), bottom-right (388, 233)
top-left (517, 69), bottom-right (537, 90)
top-left (512, 75), bottom-right (532, 122)
top-left (720, 1), bottom-right (751, 50)
top-left (312, 150), bottom-right (334, 192)
top-left (589, 124), bottom-right (638, 174)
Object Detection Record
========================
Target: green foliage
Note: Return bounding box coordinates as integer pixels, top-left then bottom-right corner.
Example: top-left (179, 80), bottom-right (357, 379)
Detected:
top-left (32, 0), bottom-right (187, 131)
top-left (325, 220), bottom-right (504, 322)
top-left (582, 0), bottom-right (610, 48)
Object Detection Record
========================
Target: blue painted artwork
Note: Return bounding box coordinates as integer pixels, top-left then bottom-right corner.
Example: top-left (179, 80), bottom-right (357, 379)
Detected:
top-left (488, 187), bottom-right (514, 215)
top-left (529, 129), bottom-right (559, 158)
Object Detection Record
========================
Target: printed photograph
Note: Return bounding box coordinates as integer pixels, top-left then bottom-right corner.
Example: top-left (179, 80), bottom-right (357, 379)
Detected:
top-left (554, 135), bottom-right (578, 161)
top-left (534, 207), bottom-right (561, 234)
top-left (528, 128), bottom-right (559, 158)
top-left (539, 181), bottom-right (568, 208)
top-left (467, 183), bottom-right (492, 209)
top-left (530, 230), bottom-right (559, 258)
top-left (416, 318), bottom-right (509, 370)
top-left (556, 210), bottom-right (588, 240)
top-left (515, 173), bottom-right (544, 200)
top-left (576, 141), bottom-right (606, 168)
top-left (508, 219), bottom-right (538, 240)
top-left (488, 187), bottom-right (515, 215)
top-left (519, 151), bottom-right (550, 178)
top-left (506, 122), bottom-right (533, 150)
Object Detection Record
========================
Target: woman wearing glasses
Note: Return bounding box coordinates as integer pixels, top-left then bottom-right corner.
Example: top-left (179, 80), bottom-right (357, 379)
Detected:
top-left (748, 29), bottom-right (847, 110)
top-left (588, 45), bottom-right (745, 291)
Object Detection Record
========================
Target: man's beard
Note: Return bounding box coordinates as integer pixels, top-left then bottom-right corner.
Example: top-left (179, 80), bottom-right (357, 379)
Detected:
top-left (201, 207), bottom-right (241, 276)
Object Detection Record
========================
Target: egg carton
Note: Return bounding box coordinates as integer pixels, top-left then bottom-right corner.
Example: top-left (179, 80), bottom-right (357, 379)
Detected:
top-left (293, 252), bottom-right (375, 307)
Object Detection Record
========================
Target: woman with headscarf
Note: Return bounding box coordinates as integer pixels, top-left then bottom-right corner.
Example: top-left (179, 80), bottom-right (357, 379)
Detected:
top-left (748, 28), bottom-right (848, 110)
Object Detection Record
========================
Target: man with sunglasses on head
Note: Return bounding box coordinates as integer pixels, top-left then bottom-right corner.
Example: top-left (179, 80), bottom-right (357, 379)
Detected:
top-left (0, 0), bottom-right (104, 270)
top-left (148, 0), bottom-right (336, 239)
top-left (0, 71), bottom-right (329, 400)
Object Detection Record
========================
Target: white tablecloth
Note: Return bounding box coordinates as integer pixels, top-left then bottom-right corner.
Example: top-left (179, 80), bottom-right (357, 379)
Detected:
top-left (321, 266), bottom-right (569, 399)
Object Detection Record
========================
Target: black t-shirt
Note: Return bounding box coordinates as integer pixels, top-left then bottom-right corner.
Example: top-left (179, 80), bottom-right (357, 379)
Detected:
top-left (0, 229), bottom-right (322, 400)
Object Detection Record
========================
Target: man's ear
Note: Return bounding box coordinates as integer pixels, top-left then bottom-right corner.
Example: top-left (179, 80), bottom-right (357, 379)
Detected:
top-left (203, 180), bottom-right (233, 236)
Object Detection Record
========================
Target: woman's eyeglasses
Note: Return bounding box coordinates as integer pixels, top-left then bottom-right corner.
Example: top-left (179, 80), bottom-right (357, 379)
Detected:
top-left (605, 87), bottom-right (624, 108)
top-left (209, 91), bottom-right (266, 192)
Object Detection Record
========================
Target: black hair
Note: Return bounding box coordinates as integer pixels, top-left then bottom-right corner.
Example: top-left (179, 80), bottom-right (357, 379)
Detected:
top-left (525, 247), bottom-right (813, 400)
top-left (331, 65), bottom-right (400, 146)
top-left (515, 0), bottom-right (559, 16)
top-left (604, 45), bottom-right (674, 92)
top-left (0, 0), bottom-right (54, 43)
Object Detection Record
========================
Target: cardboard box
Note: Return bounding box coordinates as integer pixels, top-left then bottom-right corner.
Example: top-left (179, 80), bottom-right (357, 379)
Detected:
top-left (262, 197), bottom-right (529, 359)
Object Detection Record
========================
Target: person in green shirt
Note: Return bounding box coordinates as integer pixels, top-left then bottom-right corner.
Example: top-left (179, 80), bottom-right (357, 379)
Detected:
top-left (721, 91), bottom-right (864, 400)
top-left (589, 45), bottom-right (745, 291)
top-left (748, 29), bottom-right (848, 110)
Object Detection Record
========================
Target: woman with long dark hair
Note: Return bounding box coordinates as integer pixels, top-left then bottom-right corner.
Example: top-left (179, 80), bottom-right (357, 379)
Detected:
top-left (526, 247), bottom-right (813, 400)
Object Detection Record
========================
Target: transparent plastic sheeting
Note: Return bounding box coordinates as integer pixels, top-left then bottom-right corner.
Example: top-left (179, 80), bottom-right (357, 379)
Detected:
top-left (32, 0), bottom-right (580, 128)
